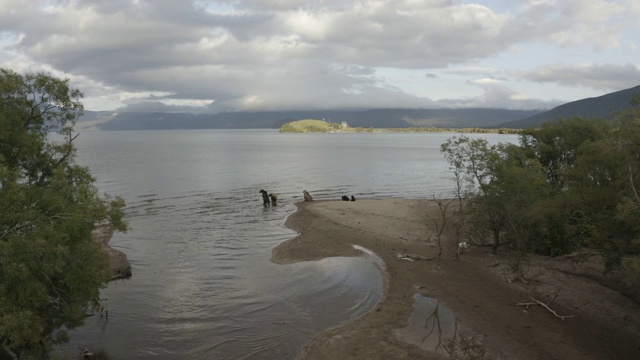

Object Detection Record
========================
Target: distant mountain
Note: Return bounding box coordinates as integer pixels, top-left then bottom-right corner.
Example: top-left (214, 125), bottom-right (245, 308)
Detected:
top-left (498, 85), bottom-right (640, 129)
top-left (89, 108), bottom-right (542, 130)
top-left (347, 108), bottom-right (542, 128)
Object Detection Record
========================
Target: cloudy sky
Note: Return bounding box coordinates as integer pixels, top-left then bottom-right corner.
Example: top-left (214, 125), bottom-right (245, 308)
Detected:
top-left (1, 0), bottom-right (639, 113)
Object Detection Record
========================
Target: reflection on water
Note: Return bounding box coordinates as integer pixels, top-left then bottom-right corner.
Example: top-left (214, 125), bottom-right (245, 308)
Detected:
top-left (396, 294), bottom-right (492, 359)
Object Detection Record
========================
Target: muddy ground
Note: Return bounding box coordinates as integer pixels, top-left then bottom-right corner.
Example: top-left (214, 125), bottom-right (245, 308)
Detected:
top-left (272, 198), bottom-right (640, 360)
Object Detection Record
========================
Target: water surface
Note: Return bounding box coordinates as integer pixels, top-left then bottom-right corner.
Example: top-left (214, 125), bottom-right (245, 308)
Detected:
top-left (60, 130), bottom-right (516, 359)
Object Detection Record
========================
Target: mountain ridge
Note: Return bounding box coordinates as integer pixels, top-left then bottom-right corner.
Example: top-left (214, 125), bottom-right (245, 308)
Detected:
top-left (77, 85), bottom-right (640, 130)
top-left (498, 85), bottom-right (640, 128)
top-left (79, 108), bottom-right (542, 130)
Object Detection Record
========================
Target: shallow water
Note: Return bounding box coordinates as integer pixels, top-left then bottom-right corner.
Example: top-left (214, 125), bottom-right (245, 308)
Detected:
top-left (396, 294), bottom-right (490, 359)
top-left (57, 130), bottom-right (516, 359)
top-left (396, 294), bottom-right (458, 352)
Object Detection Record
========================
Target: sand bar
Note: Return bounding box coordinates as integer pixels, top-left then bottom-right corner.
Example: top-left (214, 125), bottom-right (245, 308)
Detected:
top-left (272, 198), bottom-right (640, 360)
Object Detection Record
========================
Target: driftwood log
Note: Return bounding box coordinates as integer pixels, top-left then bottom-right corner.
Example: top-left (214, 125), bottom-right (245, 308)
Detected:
top-left (396, 253), bottom-right (437, 262)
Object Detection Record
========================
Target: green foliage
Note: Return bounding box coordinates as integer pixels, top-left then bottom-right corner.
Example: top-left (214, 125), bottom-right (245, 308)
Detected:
top-left (519, 118), bottom-right (607, 191)
top-left (441, 137), bottom-right (548, 254)
top-left (489, 144), bottom-right (549, 256)
top-left (0, 68), bottom-right (127, 359)
top-left (441, 113), bottom-right (640, 271)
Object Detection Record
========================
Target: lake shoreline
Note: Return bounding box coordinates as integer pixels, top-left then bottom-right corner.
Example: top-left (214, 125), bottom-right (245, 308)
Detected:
top-left (272, 198), bottom-right (640, 360)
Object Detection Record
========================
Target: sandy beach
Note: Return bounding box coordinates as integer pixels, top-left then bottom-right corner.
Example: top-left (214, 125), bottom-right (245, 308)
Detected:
top-left (272, 198), bottom-right (640, 360)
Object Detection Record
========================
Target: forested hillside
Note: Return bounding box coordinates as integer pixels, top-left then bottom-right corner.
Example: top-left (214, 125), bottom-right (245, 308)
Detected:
top-left (499, 85), bottom-right (640, 128)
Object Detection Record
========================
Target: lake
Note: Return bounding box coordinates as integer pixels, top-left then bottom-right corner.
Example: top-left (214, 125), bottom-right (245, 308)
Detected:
top-left (61, 129), bottom-right (517, 359)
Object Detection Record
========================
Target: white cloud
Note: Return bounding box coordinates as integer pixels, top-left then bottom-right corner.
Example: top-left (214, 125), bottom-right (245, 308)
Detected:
top-left (472, 78), bottom-right (503, 85)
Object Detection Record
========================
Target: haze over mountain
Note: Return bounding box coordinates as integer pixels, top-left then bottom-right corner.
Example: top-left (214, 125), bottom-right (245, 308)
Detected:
top-left (77, 108), bottom-right (542, 131)
top-left (76, 85), bottom-right (640, 131)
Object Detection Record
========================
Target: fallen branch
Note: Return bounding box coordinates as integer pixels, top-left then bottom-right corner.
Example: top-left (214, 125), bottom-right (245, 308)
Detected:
top-left (79, 348), bottom-right (94, 360)
top-left (2, 340), bottom-right (19, 360)
top-left (517, 291), bottom-right (574, 321)
top-left (557, 250), bottom-right (601, 261)
top-left (396, 253), bottom-right (437, 262)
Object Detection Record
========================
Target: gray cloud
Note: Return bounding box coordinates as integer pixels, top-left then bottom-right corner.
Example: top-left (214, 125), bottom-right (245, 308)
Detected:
top-left (117, 100), bottom-right (213, 113)
top-left (439, 80), bottom-right (560, 110)
top-left (1, 0), bottom-right (638, 112)
top-left (520, 63), bottom-right (640, 91)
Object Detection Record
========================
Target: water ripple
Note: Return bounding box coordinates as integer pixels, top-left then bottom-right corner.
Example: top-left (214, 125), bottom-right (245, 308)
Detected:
top-left (63, 131), bottom-right (518, 359)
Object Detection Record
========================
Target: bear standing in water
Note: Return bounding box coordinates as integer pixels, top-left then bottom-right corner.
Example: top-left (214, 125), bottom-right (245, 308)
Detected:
top-left (259, 189), bottom-right (270, 205)
top-left (303, 190), bottom-right (313, 202)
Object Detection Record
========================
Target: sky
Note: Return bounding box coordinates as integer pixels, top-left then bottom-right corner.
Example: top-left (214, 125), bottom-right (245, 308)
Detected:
top-left (1, 0), bottom-right (639, 113)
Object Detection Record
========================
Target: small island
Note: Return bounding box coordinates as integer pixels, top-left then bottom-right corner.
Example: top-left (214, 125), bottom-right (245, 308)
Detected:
top-left (279, 119), bottom-right (345, 133)
top-left (278, 119), bottom-right (520, 134)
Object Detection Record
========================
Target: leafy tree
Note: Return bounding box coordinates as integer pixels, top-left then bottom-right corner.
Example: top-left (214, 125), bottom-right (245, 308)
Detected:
top-left (441, 111), bottom-right (640, 275)
top-left (520, 115), bottom-right (640, 263)
top-left (441, 136), bottom-right (506, 253)
top-left (519, 118), bottom-right (607, 191)
top-left (0, 68), bottom-right (127, 359)
top-left (487, 144), bottom-right (548, 261)
top-left (566, 119), bottom-right (640, 268)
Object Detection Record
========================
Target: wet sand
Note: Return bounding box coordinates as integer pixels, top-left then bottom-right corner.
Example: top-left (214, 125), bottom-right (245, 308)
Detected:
top-left (272, 198), bottom-right (640, 360)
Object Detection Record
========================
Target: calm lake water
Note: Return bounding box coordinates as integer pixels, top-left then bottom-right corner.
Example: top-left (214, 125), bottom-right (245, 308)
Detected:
top-left (59, 129), bottom-right (517, 359)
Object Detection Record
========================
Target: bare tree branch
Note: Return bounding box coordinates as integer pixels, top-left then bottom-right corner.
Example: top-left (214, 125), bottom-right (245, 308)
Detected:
top-left (1, 339), bottom-right (19, 360)
top-left (517, 291), bottom-right (574, 320)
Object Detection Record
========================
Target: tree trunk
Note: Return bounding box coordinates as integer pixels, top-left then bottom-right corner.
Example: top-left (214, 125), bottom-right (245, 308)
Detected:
top-left (492, 219), bottom-right (501, 254)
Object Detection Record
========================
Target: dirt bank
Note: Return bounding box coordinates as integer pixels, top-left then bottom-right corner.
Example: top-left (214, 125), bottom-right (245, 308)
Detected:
top-left (272, 198), bottom-right (640, 360)
top-left (92, 224), bottom-right (131, 280)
